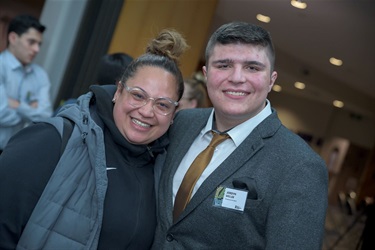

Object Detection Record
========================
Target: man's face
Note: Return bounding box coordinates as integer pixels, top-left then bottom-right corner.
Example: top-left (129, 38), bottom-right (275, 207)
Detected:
top-left (203, 43), bottom-right (277, 131)
top-left (8, 27), bottom-right (43, 65)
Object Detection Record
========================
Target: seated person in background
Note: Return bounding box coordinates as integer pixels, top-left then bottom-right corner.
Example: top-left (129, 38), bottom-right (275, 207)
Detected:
top-left (0, 14), bottom-right (52, 153)
top-left (178, 73), bottom-right (211, 110)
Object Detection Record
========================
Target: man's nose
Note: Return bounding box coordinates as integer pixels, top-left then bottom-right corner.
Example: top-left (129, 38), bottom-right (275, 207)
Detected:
top-left (228, 66), bottom-right (246, 83)
top-left (32, 43), bottom-right (41, 53)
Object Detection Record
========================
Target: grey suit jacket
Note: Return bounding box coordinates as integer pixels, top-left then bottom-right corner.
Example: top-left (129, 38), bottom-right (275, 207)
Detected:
top-left (153, 108), bottom-right (328, 250)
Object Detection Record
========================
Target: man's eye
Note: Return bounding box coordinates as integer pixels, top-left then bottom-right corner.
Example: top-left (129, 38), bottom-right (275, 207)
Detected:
top-left (217, 64), bottom-right (229, 69)
top-left (28, 39), bottom-right (37, 46)
top-left (245, 65), bottom-right (259, 71)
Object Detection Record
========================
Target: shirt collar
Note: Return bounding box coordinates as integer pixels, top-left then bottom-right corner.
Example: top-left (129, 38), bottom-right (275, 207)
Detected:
top-left (4, 49), bottom-right (33, 72)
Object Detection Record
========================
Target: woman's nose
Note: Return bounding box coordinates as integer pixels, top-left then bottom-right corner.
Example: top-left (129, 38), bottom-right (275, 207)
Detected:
top-left (138, 99), bottom-right (155, 117)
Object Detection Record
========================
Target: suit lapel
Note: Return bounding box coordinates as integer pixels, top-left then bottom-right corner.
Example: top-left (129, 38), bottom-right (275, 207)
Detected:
top-left (161, 109), bottom-right (212, 224)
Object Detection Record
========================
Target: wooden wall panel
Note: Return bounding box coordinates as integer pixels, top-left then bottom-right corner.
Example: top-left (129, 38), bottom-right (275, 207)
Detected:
top-left (108, 0), bottom-right (218, 77)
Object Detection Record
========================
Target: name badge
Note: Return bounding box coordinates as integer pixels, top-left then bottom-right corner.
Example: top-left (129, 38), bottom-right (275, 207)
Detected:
top-left (213, 186), bottom-right (247, 212)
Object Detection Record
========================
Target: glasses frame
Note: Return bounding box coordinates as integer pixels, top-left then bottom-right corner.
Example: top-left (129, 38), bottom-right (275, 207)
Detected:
top-left (123, 83), bottom-right (178, 116)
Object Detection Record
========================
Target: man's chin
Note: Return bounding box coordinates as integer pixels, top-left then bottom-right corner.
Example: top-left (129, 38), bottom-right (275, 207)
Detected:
top-left (20, 59), bottom-right (32, 65)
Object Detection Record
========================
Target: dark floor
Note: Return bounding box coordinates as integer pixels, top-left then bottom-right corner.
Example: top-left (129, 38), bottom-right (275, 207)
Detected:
top-left (323, 205), bottom-right (367, 250)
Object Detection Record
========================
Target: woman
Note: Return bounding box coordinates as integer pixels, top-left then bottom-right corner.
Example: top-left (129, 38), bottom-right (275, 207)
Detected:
top-left (178, 73), bottom-right (211, 110)
top-left (0, 29), bottom-right (188, 249)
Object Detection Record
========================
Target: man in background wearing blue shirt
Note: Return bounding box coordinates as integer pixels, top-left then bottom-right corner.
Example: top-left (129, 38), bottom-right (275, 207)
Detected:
top-left (0, 14), bottom-right (52, 153)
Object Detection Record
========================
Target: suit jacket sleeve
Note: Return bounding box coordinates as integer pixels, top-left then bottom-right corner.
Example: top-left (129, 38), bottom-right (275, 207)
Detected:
top-left (265, 153), bottom-right (328, 249)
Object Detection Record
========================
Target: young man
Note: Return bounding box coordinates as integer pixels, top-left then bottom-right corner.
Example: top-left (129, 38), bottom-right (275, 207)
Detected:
top-left (0, 14), bottom-right (52, 153)
top-left (153, 22), bottom-right (328, 249)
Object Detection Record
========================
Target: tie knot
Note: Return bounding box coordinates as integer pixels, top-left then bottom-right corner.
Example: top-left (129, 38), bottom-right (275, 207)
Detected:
top-left (209, 131), bottom-right (230, 148)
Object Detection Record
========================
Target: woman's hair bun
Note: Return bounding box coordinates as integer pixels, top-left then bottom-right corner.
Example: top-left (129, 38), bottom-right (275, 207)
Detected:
top-left (146, 29), bottom-right (189, 64)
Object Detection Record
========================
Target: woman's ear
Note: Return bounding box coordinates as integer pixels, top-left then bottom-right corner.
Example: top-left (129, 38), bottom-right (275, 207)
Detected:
top-left (190, 99), bottom-right (198, 109)
top-left (113, 83), bottom-right (123, 103)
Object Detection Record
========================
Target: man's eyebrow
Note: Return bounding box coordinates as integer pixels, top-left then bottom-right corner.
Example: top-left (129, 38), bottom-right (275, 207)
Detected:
top-left (212, 59), bottom-right (232, 64)
top-left (243, 61), bottom-right (266, 68)
top-left (212, 59), bottom-right (266, 68)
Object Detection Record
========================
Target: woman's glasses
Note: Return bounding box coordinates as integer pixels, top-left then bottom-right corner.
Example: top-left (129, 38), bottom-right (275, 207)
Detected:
top-left (124, 84), bottom-right (178, 116)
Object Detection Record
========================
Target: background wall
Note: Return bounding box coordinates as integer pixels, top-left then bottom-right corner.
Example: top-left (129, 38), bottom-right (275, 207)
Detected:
top-left (36, 0), bottom-right (88, 102)
top-left (108, 0), bottom-right (218, 78)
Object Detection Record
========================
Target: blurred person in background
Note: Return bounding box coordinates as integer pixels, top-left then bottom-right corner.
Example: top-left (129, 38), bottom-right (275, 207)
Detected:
top-left (0, 14), bottom-right (52, 154)
top-left (178, 73), bottom-right (211, 110)
top-left (96, 52), bottom-right (133, 85)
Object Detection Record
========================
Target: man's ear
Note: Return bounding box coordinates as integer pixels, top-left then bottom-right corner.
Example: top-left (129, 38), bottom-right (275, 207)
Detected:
top-left (202, 66), bottom-right (207, 79)
top-left (268, 71), bottom-right (278, 93)
top-left (8, 32), bottom-right (18, 45)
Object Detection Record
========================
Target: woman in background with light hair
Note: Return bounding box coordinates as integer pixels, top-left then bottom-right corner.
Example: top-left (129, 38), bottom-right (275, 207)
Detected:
top-left (178, 72), bottom-right (211, 110)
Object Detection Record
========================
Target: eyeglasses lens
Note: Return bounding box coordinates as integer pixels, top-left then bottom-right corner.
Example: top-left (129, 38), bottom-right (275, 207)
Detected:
top-left (128, 88), bottom-right (174, 115)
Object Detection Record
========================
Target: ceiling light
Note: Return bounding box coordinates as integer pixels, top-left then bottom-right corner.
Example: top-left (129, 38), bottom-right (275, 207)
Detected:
top-left (256, 14), bottom-right (271, 23)
top-left (291, 0), bottom-right (307, 9)
top-left (294, 81), bottom-right (305, 90)
top-left (333, 100), bottom-right (344, 108)
top-left (329, 57), bottom-right (343, 66)
top-left (272, 84), bottom-right (282, 92)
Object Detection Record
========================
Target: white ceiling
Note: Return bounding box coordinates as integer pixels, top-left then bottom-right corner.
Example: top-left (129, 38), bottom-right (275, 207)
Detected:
top-left (209, 0), bottom-right (375, 118)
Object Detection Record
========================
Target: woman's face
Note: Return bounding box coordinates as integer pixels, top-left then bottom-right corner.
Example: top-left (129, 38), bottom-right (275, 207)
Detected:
top-left (178, 82), bottom-right (197, 110)
top-left (113, 66), bottom-right (178, 145)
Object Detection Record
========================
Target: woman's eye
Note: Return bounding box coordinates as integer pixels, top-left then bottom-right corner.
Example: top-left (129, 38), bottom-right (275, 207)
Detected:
top-left (132, 93), bottom-right (146, 100)
top-left (156, 102), bottom-right (170, 110)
